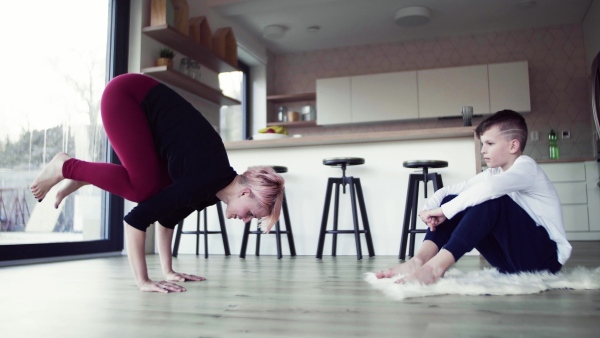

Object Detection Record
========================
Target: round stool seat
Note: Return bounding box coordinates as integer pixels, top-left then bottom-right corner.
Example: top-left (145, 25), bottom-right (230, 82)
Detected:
top-left (250, 165), bottom-right (288, 173)
top-left (403, 160), bottom-right (448, 169)
top-left (323, 157), bottom-right (365, 167)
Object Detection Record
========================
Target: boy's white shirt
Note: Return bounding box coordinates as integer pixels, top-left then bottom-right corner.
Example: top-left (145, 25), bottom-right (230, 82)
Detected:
top-left (423, 155), bottom-right (572, 264)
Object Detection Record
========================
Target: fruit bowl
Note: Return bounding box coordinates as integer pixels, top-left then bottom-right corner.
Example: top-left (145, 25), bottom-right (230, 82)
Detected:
top-left (252, 133), bottom-right (289, 140)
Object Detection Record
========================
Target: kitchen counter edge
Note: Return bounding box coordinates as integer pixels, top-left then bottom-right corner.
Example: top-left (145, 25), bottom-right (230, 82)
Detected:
top-left (224, 126), bottom-right (477, 150)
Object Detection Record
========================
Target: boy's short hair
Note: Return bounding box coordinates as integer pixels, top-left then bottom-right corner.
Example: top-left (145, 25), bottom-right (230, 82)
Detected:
top-left (475, 109), bottom-right (528, 152)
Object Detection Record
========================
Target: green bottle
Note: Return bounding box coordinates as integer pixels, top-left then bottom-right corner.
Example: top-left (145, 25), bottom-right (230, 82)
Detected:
top-left (549, 129), bottom-right (559, 160)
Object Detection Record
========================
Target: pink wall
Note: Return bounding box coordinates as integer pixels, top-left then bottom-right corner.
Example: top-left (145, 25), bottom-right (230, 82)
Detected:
top-left (268, 24), bottom-right (593, 161)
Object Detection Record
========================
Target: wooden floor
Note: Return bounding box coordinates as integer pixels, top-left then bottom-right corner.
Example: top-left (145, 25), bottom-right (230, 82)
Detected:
top-left (1, 242), bottom-right (599, 338)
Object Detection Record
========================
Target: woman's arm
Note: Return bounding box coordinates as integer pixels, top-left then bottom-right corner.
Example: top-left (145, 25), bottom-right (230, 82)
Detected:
top-left (155, 223), bottom-right (206, 283)
top-left (124, 222), bottom-right (186, 293)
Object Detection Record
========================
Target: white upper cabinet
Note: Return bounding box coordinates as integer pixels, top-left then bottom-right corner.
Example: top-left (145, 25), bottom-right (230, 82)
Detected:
top-left (316, 77), bottom-right (352, 125)
top-left (418, 64), bottom-right (490, 118)
top-left (488, 61), bottom-right (531, 113)
top-left (316, 61), bottom-right (530, 125)
top-left (351, 71), bottom-right (418, 123)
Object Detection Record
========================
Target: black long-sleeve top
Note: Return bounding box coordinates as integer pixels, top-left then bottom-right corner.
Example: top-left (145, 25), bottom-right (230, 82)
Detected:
top-left (123, 84), bottom-right (237, 231)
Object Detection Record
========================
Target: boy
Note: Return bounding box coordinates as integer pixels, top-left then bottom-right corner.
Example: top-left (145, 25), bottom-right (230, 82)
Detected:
top-left (377, 110), bottom-right (571, 285)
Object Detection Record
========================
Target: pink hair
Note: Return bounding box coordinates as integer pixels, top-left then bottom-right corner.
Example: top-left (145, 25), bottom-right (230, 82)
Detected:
top-left (240, 166), bottom-right (285, 232)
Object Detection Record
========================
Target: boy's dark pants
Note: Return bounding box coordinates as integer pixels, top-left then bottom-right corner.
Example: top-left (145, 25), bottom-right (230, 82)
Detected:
top-left (424, 195), bottom-right (562, 273)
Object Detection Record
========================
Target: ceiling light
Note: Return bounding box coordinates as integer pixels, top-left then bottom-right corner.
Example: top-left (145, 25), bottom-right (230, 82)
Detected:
top-left (517, 0), bottom-right (536, 8)
top-left (394, 6), bottom-right (431, 27)
top-left (263, 25), bottom-right (285, 40)
top-left (307, 26), bottom-right (320, 34)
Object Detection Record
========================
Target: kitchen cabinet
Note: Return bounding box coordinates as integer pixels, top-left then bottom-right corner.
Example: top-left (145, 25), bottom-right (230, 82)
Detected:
top-left (141, 24), bottom-right (240, 106)
top-left (539, 161), bottom-right (600, 239)
top-left (488, 61), bottom-right (531, 113)
top-left (351, 71), bottom-right (418, 123)
top-left (418, 64), bottom-right (490, 118)
top-left (316, 76), bottom-right (352, 125)
top-left (317, 71), bottom-right (418, 125)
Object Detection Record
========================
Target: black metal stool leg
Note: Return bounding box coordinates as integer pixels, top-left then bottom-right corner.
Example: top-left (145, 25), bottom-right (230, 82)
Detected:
top-left (347, 177), bottom-right (363, 260)
top-left (355, 178), bottom-right (375, 257)
top-left (275, 220), bottom-right (282, 259)
top-left (282, 193), bottom-right (296, 256)
top-left (173, 220), bottom-right (184, 258)
top-left (255, 222), bottom-right (261, 256)
top-left (332, 181), bottom-right (341, 257)
top-left (202, 209), bottom-right (209, 259)
top-left (399, 175), bottom-right (415, 259)
top-left (216, 203), bottom-right (231, 256)
top-left (195, 212), bottom-right (201, 256)
top-left (316, 178), bottom-right (335, 259)
top-left (408, 174), bottom-right (421, 258)
top-left (239, 221), bottom-right (251, 258)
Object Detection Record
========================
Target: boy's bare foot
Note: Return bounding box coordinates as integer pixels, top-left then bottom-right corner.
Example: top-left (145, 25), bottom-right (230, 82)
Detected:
top-left (55, 180), bottom-right (88, 208)
top-left (395, 249), bottom-right (455, 285)
top-left (375, 257), bottom-right (424, 279)
top-left (31, 152), bottom-right (70, 201)
top-left (395, 265), bottom-right (442, 285)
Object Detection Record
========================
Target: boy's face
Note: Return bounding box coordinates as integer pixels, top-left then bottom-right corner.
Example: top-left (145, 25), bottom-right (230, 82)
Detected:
top-left (480, 126), bottom-right (520, 171)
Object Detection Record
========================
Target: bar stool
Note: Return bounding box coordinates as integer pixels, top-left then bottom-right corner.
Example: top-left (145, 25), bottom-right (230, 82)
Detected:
top-left (240, 165), bottom-right (296, 259)
top-left (399, 160), bottom-right (448, 260)
top-left (172, 202), bottom-right (230, 258)
top-left (316, 157), bottom-right (375, 260)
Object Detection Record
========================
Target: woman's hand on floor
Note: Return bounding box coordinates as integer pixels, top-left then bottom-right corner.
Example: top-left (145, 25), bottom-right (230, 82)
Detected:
top-left (139, 279), bottom-right (187, 293)
top-left (165, 271), bottom-right (207, 282)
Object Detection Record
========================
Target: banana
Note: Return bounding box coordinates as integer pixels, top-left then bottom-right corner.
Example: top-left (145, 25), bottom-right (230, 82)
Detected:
top-left (258, 126), bottom-right (288, 135)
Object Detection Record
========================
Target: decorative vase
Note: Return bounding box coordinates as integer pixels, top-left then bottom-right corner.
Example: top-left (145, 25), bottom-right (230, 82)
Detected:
top-left (156, 57), bottom-right (173, 67)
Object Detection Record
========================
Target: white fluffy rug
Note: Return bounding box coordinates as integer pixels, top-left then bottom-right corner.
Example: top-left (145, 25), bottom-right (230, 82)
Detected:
top-left (364, 266), bottom-right (600, 301)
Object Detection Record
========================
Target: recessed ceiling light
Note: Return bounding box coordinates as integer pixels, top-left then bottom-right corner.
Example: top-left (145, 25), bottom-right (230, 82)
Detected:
top-left (394, 6), bottom-right (431, 27)
top-left (517, 0), bottom-right (536, 8)
top-left (307, 26), bottom-right (320, 34)
top-left (263, 25), bottom-right (285, 40)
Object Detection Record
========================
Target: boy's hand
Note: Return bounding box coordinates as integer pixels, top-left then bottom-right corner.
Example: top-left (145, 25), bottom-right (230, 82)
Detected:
top-left (418, 208), bottom-right (446, 231)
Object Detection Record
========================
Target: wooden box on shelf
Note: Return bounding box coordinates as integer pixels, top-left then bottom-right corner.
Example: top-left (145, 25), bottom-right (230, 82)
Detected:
top-left (213, 27), bottom-right (238, 67)
top-left (189, 16), bottom-right (212, 50)
top-left (150, 0), bottom-right (189, 36)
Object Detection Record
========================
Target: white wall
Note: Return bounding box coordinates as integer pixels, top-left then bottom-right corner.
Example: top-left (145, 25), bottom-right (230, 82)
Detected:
top-left (583, 0), bottom-right (600, 73)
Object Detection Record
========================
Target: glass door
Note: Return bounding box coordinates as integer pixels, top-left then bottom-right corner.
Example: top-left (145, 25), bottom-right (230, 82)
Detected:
top-left (0, 0), bottom-right (128, 261)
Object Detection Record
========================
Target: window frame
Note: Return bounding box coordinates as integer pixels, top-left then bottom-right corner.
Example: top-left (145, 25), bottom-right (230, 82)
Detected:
top-left (0, 0), bottom-right (129, 263)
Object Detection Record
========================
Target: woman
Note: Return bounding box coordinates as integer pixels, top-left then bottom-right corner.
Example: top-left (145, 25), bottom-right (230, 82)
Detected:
top-left (30, 73), bottom-right (285, 293)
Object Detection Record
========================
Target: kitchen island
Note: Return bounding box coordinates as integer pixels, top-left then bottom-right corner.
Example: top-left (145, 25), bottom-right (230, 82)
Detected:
top-left (194, 127), bottom-right (479, 257)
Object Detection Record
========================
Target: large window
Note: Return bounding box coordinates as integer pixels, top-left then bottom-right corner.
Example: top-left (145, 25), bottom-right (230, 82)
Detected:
top-left (0, 0), bottom-right (128, 262)
top-left (219, 62), bottom-right (250, 141)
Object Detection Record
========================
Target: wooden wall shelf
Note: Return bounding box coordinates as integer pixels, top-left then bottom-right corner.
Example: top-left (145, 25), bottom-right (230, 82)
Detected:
top-left (142, 66), bottom-right (241, 106)
top-left (143, 24), bottom-right (239, 73)
top-left (267, 92), bottom-right (316, 103)
top-left (267, 120), bottom-right (317, 127)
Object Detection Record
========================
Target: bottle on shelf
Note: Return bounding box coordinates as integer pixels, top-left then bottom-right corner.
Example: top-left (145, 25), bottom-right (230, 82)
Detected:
top-left (549, 129), bottom-right (559, 160)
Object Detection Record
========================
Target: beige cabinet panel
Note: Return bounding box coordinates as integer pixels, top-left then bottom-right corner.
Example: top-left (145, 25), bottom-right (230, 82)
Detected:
top-left (488, 61), bottom-right (531, 113)
top-left (553, 182), bottom-right (588, 204)
top-left (418, 64), bottom-right (490, 118)
top-left (562, 204), bottom-right (590, 231)
top-left (538, 161), bottom-right (599, 237)
top-left (540, 162), bottom-right (586, 182)
top-left (351, 71), bottom-right (418, 123)
top-left (316, 77), bottom-right (352, 125)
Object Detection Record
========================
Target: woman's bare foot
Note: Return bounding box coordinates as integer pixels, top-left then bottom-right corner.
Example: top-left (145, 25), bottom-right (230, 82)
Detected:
top-left (55, 179), bottom-right (88, 208)
top-left (375, 257), bottom-right (424, 279)
top-left (31, 152), bottom-right (70, 201)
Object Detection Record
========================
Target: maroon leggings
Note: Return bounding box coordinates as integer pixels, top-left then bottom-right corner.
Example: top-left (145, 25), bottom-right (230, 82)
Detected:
top-left (62, 73), bottom-right (172, 203)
